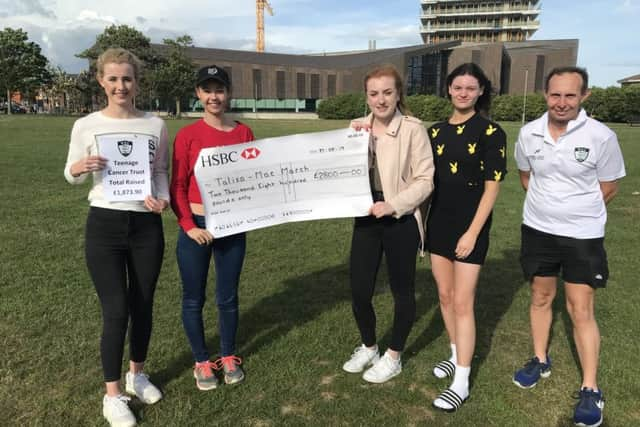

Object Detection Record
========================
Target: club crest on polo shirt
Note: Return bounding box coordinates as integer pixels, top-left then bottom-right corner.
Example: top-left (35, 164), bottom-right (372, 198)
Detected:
top-left (574, 147), bottom-right (590, 162)
top-left (118, 140), bottom-right (133, 157)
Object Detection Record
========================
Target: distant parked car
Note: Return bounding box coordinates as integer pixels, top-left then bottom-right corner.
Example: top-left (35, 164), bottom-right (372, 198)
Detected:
top-left (1, 102), bottom-right (28, 114)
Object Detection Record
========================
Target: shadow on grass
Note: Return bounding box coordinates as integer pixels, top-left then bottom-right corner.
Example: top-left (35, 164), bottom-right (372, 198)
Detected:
top-left (555, 283), bottom-right (581, 381)
top-left (239, 263), bottom-right (352, 356)
top-left (153, 263), bottom-right (352, 386)
top-left (472, 248), bottom-right (525, 384)
top-left (154, 247), bottom-right (524, 388)
top-left (381, 265), bottom-right (440, 361)
top-left (404, 248), bottom-right (526, 383)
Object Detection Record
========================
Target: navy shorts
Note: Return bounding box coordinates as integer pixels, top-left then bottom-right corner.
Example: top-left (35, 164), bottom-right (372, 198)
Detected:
top-left (520, 224), bottom-right (608, 288)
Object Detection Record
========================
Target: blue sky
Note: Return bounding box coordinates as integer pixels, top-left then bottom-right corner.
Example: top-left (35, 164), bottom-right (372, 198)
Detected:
top-left (1, 0), bottom-right (638, 87)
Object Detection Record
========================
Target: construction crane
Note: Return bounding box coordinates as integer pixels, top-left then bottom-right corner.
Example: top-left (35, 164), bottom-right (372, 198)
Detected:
top-left (256, 0), bottom-right (273, 52)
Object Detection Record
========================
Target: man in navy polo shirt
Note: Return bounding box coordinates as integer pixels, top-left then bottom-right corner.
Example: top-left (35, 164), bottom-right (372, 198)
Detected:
top-left (512, 67), bottom-right (625, 427)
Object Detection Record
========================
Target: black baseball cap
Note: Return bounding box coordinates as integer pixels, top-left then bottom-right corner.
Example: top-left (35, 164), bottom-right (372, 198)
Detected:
top-left (196, 65), bottom-right (231, 88)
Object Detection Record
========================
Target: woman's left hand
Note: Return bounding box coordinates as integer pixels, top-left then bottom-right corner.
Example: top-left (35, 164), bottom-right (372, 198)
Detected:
top-left (144, 196), bottom-right (169, 214)
top-left (455, 231), bottom-right (477, 259)
top-left (369, 201), bottom-right (395, 218)
top-left (350, 120), bottom-right (371, 132)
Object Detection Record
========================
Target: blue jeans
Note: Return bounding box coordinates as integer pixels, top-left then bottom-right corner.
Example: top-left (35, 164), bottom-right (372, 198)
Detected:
top-left (176, 215), bottom-right (246, 362)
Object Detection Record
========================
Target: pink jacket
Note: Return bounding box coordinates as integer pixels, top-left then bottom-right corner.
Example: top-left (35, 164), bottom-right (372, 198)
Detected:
top-left (362, 109), bottom-right (435, 251)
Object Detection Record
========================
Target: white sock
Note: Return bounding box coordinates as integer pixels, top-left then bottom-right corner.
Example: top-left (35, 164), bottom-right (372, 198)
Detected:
top-left (433, 343), bottom-right (457, 379)
top-left (433, 365), bottom-right (470, 410)
top-left (450, 365), bottom-right (470, 399)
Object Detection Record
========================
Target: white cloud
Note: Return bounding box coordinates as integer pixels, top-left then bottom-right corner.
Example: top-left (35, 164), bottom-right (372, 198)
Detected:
top-left (0, 0), bottom-right (634, 87)
top-left (615, 0), bottom-right (640, 13)
top-left (75, 10), bottom-right (118, 25)
top-left (264, 22), bottom-right (421, 54)
top-left (0, 0), bottom-right (56, 18)
top-left (0, 1), bottom-right (263, 73)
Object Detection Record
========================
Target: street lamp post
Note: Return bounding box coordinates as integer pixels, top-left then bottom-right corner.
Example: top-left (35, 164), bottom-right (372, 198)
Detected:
top-left (521, 68), bottom-right (529, 125)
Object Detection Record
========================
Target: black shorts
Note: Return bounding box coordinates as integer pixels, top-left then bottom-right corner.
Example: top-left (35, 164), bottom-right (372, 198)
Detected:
top-left (520, 224), bottom-right (608, 288)
top-left (426, 209), bottom-right (492, 266)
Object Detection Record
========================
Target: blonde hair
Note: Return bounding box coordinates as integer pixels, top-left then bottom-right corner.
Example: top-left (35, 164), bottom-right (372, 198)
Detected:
top-left (96, 48), bottom-right (143, 80)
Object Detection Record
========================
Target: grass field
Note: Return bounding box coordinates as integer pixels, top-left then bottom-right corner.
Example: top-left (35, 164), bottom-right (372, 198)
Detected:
top-left (0, 115), bottom-right (638, 426)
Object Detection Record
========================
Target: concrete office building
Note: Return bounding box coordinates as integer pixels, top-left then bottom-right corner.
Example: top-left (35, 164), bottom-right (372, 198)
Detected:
top-left (448, 39), bottom-right (579, 94)
top-left (155, 41), bottom-right (461, 111)
top-left (163, 36), bottom-right (576, 112)
top-left (153, 0), bottom-right (575, 112)
top-left (417, 0), bottom-right (578, 95)
top-left (420, 0), bottom-right (541, 44)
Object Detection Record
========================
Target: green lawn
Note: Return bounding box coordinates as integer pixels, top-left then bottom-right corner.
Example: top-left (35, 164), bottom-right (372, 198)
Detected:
top-left (0, 115), bottom-right (638, 426)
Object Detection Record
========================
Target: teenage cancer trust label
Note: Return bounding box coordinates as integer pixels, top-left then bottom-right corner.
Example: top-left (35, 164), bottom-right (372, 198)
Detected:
top-left (96, 133), bottom-right (152, 202)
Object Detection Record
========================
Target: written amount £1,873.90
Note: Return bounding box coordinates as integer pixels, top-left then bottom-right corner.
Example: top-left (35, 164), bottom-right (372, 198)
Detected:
top-left (111, 188), bottom-right (143, 197)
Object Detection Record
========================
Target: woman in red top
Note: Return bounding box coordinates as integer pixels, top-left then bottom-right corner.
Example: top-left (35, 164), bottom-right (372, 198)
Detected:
top-left (170, 65), bottom-right (254, 390)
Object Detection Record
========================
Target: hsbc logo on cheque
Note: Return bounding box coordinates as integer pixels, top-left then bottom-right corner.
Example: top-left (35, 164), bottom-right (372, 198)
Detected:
top-left (241, 147), bottom-right (261, 159)
top-left (200, 147), bottom-right (261, 168)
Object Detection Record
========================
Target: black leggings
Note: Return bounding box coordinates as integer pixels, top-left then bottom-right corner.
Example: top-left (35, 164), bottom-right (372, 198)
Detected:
top-left (85, 207), bottom-right (164, 382)
top-left (349, 214), bottom-right (419, 352)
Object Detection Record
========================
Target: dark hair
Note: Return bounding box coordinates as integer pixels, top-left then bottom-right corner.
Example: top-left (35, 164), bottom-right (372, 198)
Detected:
top-left (364, 64), bottom-right (411, 115)
top-left (446, 63), bottom-right (492, 115)
top-left (544, 66), bottom-right (589, 94)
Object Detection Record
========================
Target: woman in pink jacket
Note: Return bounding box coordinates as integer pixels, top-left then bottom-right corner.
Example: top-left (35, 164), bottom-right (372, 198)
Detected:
top-left (342, 64), bottom-right (434, 384)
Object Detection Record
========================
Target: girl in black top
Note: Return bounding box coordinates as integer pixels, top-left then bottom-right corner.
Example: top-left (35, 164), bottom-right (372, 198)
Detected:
top-left (427, 63), bottom-right (507, 412)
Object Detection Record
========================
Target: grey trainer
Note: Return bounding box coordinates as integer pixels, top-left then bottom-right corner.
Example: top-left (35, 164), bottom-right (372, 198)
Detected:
top-left (216, 355), bottom-right (245, 385)
top-left (193, 361), bottom-right (219, 391)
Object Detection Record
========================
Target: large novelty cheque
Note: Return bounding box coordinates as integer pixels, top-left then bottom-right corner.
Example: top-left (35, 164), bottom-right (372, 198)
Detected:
top-left (195, 128), bottom-right (372, 237)
top-left (96, 133), bottom-right (153, 202)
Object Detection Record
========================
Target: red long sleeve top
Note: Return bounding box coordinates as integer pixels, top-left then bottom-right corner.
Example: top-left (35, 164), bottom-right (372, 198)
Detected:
top-left (170, 119), bottom-right (254, 232)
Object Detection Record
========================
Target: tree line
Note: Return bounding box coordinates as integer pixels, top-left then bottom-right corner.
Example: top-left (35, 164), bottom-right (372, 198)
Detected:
top-left (2, 24), bottom-right (639, 122)
top-left (0, 25), bottom-right (195, 115)
top-left (317, 88), bottom-right (640, 123)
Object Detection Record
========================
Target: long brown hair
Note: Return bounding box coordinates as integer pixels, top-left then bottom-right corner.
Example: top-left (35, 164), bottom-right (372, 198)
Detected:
top-left (364, 64), bottom-right (411, 115)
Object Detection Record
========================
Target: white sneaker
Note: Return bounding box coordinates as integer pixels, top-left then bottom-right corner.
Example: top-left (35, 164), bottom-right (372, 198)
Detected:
top-left (342, 344), bottom-right (380, 373)
top-left (125, 372), bottom-right (162, 404)
top-left (103, 394), bottom-right (136, 427)
top-left (362, 351), bottom-right (402, 383)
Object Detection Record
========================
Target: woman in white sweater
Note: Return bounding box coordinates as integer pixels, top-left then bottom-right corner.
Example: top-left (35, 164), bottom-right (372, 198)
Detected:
top-left (63, 48), bottom-right (169, 427)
